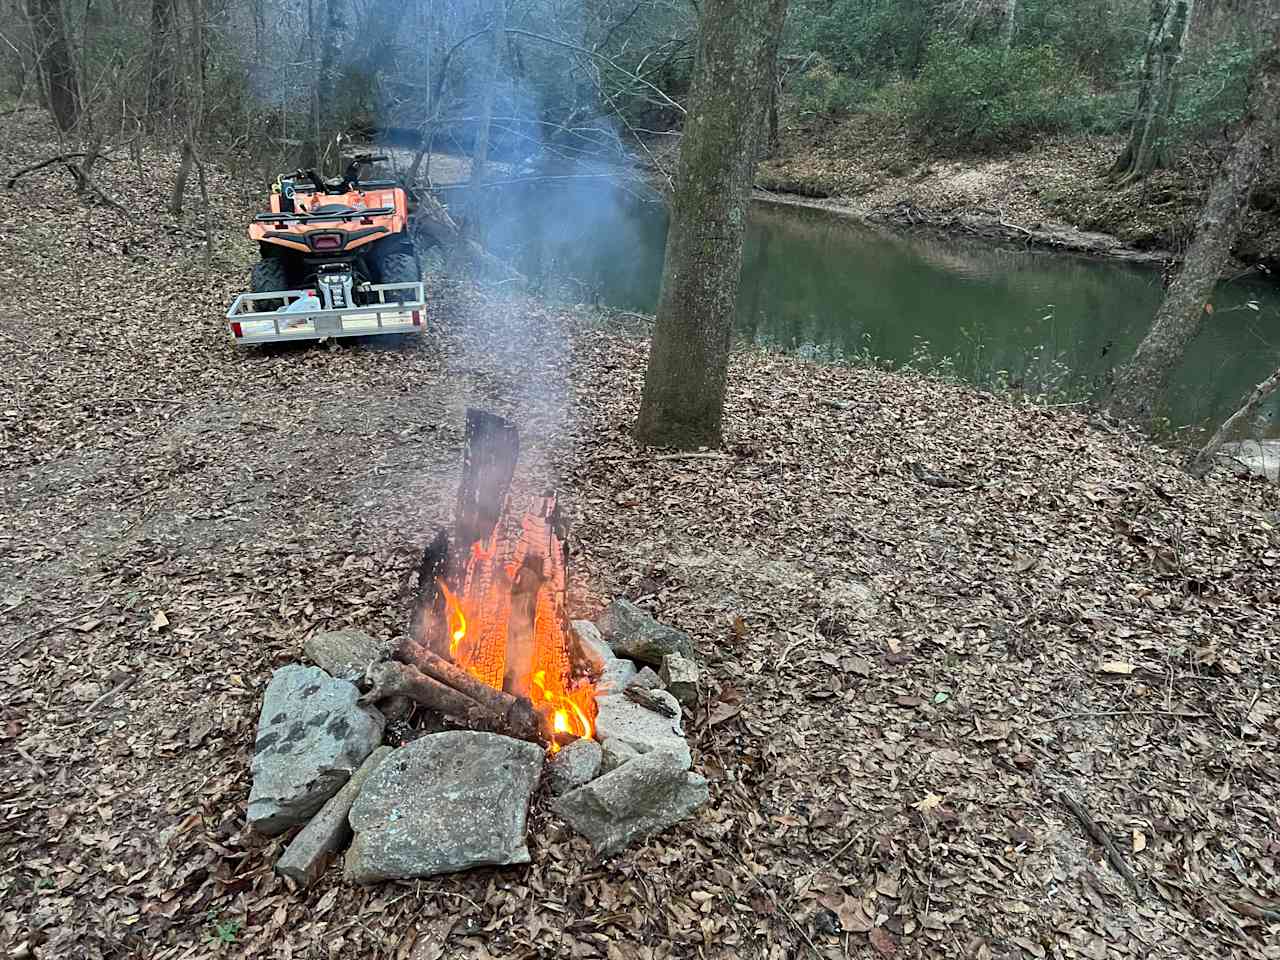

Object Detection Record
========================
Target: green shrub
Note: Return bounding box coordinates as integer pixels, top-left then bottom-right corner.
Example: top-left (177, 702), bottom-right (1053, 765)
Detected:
top-left (791, 0), bottom-right (941, 81)
top-left (1170, 41), bottom-right (1257, 145)
top-left (904, 40), bottom-right (1085, 150)
top-left (791, 57), bottom-right (863, 116)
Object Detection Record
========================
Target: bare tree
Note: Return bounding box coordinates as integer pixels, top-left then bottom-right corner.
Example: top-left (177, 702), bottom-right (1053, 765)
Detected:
top-left (1106, 29), bottom-right (1280, 425)
top-left (633, 0), bottom-right (790, 448)
top-left (147, 0), bottom-right (175, 127)
top-left (25, 0), bottom-right (79, 131)
top-left (1110, 0), bottom-right (1196, 183)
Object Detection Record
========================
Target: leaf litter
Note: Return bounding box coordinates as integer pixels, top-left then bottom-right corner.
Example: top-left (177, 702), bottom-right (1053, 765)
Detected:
top-left (1, 112), bottom-right (1279, 960)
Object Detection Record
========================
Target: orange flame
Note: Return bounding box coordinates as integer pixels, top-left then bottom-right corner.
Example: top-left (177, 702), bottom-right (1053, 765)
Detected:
top-left (532, 669), bottom-right (594, 750)
top-left (437, 579), bottom-right (467, 656)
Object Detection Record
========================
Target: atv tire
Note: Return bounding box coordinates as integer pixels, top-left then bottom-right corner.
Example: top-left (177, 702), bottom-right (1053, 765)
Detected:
top-left (250, 258), bottom-right (290, 312)
top-left (377, 251), bottom-right (420, 303)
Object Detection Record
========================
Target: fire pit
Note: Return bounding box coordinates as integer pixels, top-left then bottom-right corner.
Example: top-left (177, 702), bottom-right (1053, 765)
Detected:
top-left (247, 409), bottom-right (706, 887)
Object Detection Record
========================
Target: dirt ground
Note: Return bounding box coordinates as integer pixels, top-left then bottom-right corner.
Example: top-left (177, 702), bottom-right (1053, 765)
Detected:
top-left (2, 112), bottom-right (1279, 960)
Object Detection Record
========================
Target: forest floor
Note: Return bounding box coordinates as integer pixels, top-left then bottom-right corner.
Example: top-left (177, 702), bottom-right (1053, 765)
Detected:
top-left (758, 112), bottom-right (1280, 273)
top-left (2, 111), bottom-right (1280, 960)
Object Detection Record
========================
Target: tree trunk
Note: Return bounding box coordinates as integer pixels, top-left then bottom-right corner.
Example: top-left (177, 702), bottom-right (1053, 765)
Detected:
top-left (312, 0), bottom-right (347, 171)
top-left (473, 0), bottom-right (506, 202)
top-left (147, 0), bottom-right (175, 127)
top-left (633, 0), bottom-right (790, 448)
top-left (1106, 37), bottom-right (1280, 425)
top-left (25, 0), bottom-right (80, 132)
top-left (1002, 0), bottom-right (1018, 49)
top-left (1110, 0), bottom-right (1195, 183)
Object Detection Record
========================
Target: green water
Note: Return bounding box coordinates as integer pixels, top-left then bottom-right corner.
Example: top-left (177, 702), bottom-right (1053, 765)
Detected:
top-left (477, 183), bottom-right (1280, 434)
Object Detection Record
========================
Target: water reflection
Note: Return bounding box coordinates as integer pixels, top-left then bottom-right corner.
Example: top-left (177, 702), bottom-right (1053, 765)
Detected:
top-left (473, 182), bottom-right (1280, 435)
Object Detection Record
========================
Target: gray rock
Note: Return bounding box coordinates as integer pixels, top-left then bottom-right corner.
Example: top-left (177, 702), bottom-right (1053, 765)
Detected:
top-left (630, 666), bottom-right (663, 690)
top-left (595, 657), bottom-right (638, 695)
top-left (594, 689), bottom-right (690, 770)
top-left (304, 628), bottom-right (389, 683)
top-left (249, 666), bottom-right (385, 835)
top-left (596, 599), bottom-right (694, 666)
top-left (570, 620), bottom-right (614, 675)
top-left (345, 731), bottom-right (544, 882)
top-left (276, 746), bottom-right (392, 887)
top-left (599, 738), bottom-right (640, 774)
top-left (552, 750), bottom-right (709, 856)
top-left (546, 738), bottom-right (603, 795)
top-left (659, 654), bottom-right (698, 708)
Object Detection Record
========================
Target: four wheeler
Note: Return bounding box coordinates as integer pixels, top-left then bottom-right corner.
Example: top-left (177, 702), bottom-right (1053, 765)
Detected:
top-left (226, 153), bottom-right (427, 344)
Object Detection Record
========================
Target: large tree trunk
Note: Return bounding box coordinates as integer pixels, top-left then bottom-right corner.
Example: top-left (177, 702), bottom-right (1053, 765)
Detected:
top-left (633, 0), bottom-right (790, 448)
top-left (1110, 0), bottom-right (1195, 183)
top-left (25, 0), bottom-right (80, 132)
top-left (311, 0), bottom-right (347, 170)
top-left (1106, 37), bottom-right (1280, 425)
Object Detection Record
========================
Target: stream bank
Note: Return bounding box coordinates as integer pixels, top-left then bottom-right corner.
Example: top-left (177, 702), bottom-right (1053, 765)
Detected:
top-left (756, 112), bottom-right (1280, 274)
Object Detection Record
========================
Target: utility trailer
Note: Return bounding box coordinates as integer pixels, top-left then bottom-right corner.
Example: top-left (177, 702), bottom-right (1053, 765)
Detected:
top-left (226, 281), bottom-right (425, 345)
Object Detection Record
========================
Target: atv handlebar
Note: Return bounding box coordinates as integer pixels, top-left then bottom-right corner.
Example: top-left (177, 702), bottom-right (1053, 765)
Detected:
top-left (285, 155), bottom-right (391, 195)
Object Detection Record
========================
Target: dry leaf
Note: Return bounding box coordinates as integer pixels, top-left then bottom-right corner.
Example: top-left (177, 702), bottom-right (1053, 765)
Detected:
top-left (818, 893), bottom-right (873, 933)
top-left (1098, 661), bottom-right (1135, 675)
top-left (1132, 829), bottom-right (1147, 853)
top-left (912, 792), bottom-right (944, 812)
top-left (1013, 553), bottom-right (1040, 573)
top-left (731, 615), bottom-right (749, 638)
top-left (868, 927), bottom-right (898, 957)
top-left (152, 610), bottom-right (169, 631)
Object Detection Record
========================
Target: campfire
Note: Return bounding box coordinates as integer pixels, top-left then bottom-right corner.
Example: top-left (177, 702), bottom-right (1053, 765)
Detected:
top-left (365, 409), bottom-right (597, 748)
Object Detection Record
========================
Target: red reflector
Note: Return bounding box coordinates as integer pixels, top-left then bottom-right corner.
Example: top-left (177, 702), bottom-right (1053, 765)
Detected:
top-left (231, 321), bottom-right (243, 338)
top-left (411, 309), bottom-right (421, 326)
top-left (312, 234), bottom-right (342, 250)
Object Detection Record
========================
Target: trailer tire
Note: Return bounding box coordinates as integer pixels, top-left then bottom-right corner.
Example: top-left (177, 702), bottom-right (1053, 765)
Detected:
top-left (377, 251), bottom-right (420, 303)
top-left (250, 258), bottom-right (290, 312)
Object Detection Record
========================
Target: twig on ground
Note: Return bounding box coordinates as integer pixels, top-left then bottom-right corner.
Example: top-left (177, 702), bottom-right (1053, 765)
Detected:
top-left (1059, 791), bottom-right (1143, 899)
top-left (1036, 709), bottom-right (1209, 723)
top-left (623, 684), bottom-right (678, 718)
top-left (0, 599), bottom-right (108, 656)
top-left (6, 152), bottom-right (90, 187)
top-left (595, 451), bottom-right (729, 464)
top-left (729, 852), bottom-right (822, 958)
top-left (87, 675), bottom-right (139, 713)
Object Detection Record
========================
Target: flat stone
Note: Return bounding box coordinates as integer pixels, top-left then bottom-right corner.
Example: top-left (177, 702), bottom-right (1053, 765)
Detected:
top-left (345, 731), bottom-right (544, 882)
top-left (596, 599), bottom-right (694, 666)
top-left (276, 746), bottom-right (392, 887)
top-left (570, 620), bottom-right (614, 675)
top-left (304, 628), bottom-right (389, 683)
top-left (594, 689), bottom-right (690, 770)
top-left (552, 750), bottom-right (709, 856)
top-left (630, 666), bottom-right (663, 690)
top-left (659, 653), bottom-right (698, 708)
top-left (595, 657), bottom-right (638, 695)
top-left (599, 738), bottom-right (640, 774)
top-left (546, 738), bottom-right (603, 795)
top-left (248, 665), bottom-right (385, 835)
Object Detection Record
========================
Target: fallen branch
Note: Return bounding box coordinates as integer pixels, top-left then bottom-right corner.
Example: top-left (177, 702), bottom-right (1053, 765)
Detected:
top-left (1187, 364), bottom-right (1280, 478)
top-left (1058, 791), bottom-right (1143, 899)
top-left (909, 461), bottom-right (975, 489)
top-left (1036, 709), bottom-right (1209, 724)
top-left (6, 152), bottom-right (92, 188)
top-left (623, 684), bottom-right (678, 718)
top-left (87, 675), bottom-right (139, 713)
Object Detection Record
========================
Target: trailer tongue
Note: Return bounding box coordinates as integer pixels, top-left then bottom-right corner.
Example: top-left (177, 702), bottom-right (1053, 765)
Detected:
top-left (226, 281), bottom-right (425, 344)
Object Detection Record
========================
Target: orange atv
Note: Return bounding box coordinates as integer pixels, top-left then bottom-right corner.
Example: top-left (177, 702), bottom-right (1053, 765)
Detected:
top-left (247, 153), bottom-right (421, 311)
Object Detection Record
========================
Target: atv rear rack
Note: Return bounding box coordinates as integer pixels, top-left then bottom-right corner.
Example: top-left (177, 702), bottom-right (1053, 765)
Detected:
top-left (226, 282), bottom-right (425, 345)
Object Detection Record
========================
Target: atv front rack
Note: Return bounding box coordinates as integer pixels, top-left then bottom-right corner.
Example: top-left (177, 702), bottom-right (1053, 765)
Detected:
top-left (225, 282), bottom-right (425, 345)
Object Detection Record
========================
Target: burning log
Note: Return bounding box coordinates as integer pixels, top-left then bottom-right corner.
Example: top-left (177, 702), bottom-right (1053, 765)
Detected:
top-left (378, 408), bottom-right (597, 747)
